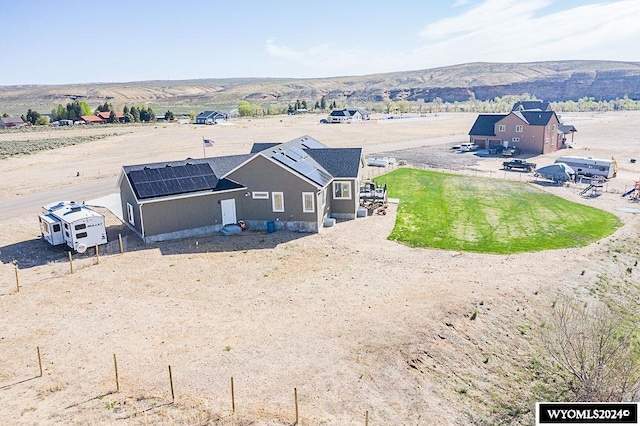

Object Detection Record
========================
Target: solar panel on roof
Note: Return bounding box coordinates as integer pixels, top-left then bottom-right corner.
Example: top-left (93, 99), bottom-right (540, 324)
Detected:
top-left (273, 153), bottom-right (296, 167)
top-left (145, 168), bottom-right (161, 181)
top-left (128, 162), bottom-right (220, 199)
top-left (287, 147), bottom-right (308, 160)
top-left (301, 139), bottom-right (324, 149)
top-left (192, 176), bottom-right (208, 190)
top-left (291, 161), bottom-right (315, 175)
top-left (156, 167), bottom-right (172, 180)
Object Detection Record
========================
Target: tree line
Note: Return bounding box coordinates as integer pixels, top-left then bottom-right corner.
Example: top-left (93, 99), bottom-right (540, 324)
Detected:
top-left (4, 94), bottom-right (640, 125)
top-left (0, 101), bottom-right (175, 126)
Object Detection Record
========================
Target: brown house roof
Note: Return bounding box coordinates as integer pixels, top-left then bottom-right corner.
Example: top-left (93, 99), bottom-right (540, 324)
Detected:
top-left (96, 111), bottom-right (124, 120)
top-left (80, 115), bottom-right (104, 123)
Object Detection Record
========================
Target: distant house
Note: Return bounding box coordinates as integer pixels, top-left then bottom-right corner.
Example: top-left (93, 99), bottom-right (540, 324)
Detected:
top-left (327, 108), bottom-right (370, 123)
top-left (118, 135), bottom-right (364, 242)
top-left (196, 111), bottom-right (227, 125)
top-left (79, 115), bottom-right (105, 124)
top-left (96, 111), bottom-right (125, 122)
top-left (0, 116), bottom-right (26, 128)
top-left (468, 102), bottom-right (562, 154)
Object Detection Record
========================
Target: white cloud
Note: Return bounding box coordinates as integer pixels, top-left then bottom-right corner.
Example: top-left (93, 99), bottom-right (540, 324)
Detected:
top-left (264, 0), bottom-right (640, 77)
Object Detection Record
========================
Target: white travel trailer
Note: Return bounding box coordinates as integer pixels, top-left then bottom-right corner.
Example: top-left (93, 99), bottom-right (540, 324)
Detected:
top-left (554, 156), bottom-right (617, 179)
top-left (38, 201), bottom-right (107, 252)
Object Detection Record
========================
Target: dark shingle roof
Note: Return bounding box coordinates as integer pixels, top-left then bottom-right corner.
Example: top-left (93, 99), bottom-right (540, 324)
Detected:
top-left (519, 111), bottom-right (557, 126)
top-left (559, 124), bottom-right (577, 133)
top-left (512, 101), bottom-right (551, 111)
top-left (250, 143), bottom-right (280, 153)
top-left (468, 114), bottom-right (506, 136)
top-left (329, 110), bottom-right (349, 117)
top-left (196, 110), bottom-right (225, 119)
top-left (306, 148), bottom-right (362, 178)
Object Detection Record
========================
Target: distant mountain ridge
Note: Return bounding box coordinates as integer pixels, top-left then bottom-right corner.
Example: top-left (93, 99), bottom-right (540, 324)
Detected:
top-left (1, 60), bottom-right (639, 114)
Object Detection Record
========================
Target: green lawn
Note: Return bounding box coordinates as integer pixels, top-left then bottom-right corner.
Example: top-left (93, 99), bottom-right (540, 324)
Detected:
top-left (376, 168), bottom-right (621, 254)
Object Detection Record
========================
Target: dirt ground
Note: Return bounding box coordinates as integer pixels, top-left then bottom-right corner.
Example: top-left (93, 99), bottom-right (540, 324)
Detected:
top-left (1, 112), bottom-right (639, 425)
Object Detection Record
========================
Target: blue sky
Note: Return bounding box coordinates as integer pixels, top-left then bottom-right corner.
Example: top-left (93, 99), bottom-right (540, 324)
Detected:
top-left (2, 0), bottom-right (639, 85)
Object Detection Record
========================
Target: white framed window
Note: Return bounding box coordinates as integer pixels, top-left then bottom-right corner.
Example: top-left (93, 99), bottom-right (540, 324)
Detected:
top-left (333, 181), bottom-right (351, 199)
top-left (252, 191), bottom-right (269, 199)
top-left (127, 202), bottom-right (135, 226)
top-left (498, 124), bottom-right (506, 132)
top-left (512, 137), bottom-right (520, 143)
top-left (515, 125), bottom-right (523, 132)
top-left (302, 192), bottom-right (315, 213)
top-left (272, 192), bottom-right (284, 212)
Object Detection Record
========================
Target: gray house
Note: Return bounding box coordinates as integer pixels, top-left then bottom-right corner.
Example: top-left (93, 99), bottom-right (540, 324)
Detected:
top-left (195, 110), bottom-right (227, 125)
top-left (118, 135), bottom-right (364, 242)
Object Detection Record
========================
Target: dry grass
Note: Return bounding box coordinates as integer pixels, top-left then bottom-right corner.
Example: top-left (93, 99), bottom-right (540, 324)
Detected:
top-left (1, 112), bottom-right (639, 424)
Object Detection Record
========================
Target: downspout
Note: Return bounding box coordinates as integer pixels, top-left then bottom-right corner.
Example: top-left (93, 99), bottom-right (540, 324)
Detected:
top-left (139, 203), bottom-right (145, 240)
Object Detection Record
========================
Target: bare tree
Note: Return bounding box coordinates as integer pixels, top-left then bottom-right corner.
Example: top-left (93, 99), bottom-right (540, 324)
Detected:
top-left (541, 298), bottom-right (640, 402)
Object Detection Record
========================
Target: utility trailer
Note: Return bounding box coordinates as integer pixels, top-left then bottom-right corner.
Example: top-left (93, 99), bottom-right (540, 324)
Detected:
top-left (38, 201), bottom-right (107, 253)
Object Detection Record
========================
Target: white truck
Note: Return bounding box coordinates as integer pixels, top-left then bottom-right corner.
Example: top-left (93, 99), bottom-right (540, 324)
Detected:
top-left (38, 201), bottom-right (107, 252)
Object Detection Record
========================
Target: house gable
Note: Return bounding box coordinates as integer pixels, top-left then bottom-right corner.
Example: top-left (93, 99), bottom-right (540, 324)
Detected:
top-left (512, 101), bottom-right (551, 111)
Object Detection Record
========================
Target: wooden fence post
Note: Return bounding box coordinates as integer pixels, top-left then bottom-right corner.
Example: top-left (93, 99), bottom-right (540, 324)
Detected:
top-left (365, 410), bottom-right (369, 426)
top-left (95, 244), bottom-right (100, 264)
top-left (294, 387), bottom-right (299, 424)
top-left (118, 234), bottom-right (124, 254)
top-left (37, 346), bottom-right (43, 377)
top-left (15, 266), bottom-right (19, 293)
top-left (168, 365), bottom-right (174, 402)
top-left (231, 376), bottom-right (235, 412)
top-left (113, 354), bottom-right (120, 392)
top-left (68, 251), bottom-right (74, 274)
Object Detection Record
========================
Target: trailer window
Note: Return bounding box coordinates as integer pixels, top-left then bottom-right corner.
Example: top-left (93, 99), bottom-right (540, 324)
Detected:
top-left (76, 232), bottom-right (88, 239)
top-left (53, 224), bottom-right (61, 232)
top-left (74, 223), bottom-right (87, 230)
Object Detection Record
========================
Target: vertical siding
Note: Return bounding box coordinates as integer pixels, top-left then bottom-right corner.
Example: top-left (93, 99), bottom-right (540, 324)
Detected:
top-left (141, 191), bottom-right (243, 237)
top-left (227, 155), bottom-right (320, 223)
top-left (119, 176), bottom-right (143, 236)
top-left (329, 179), bottom-right (359, 217)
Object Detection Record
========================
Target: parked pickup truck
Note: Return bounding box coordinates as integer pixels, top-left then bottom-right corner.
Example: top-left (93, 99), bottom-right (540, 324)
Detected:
top-left (503, 159), bottom-right (536, 172)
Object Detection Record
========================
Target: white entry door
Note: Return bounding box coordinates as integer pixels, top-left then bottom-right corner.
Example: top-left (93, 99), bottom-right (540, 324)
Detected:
top-left (220, 199), bottom-right (237, 225)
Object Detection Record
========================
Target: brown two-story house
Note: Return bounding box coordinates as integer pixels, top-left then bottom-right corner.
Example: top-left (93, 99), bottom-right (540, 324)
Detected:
top-left (468, 101), bottom-right (561, 155)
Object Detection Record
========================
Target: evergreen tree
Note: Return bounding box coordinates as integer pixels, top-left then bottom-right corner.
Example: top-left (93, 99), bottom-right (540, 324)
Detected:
top-left (129, 106), bottom-right (140, 122)
top-left (25, 108), bottom-right (41, 125)
top-left (320, 96), bottom-right (327, 110)
top-left (164, 110), bottom-right (175, 121)
top-left (108, 110), bottom-right (118, 123)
